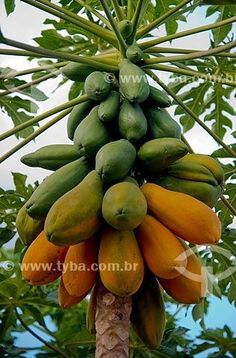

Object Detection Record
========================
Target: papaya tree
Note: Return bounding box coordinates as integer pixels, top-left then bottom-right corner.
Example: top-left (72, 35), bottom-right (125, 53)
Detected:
top-left (0, 0), bottom-right (236, 357)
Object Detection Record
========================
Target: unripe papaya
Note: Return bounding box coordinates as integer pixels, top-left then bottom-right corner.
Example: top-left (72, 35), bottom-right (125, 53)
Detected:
top-left (119, 99), bottom-right (147, 142)
top-left (62, 62), bottom-right (95, 82)
top-left (73, 106), bottom-right (110, 158)
top-left (131, 272), bottom-right (166, 349)
top-left (58, 279), bottom-right (87, 309)
top-left (26, 157), bottom-right (90, 218)
top-left (99, 228), bottom-right (144, 296)
top-left (95, 139), bottom-right (136, 183)
top-left (86, 284), bottom-right (98, 334)
top-left (146, 107), bottom-right (181, 139)
top-left (62, 237), bottom-right (98, 297)
top-left (147, 86), bottom-right (171, 108)
top-left (98, 91), bottom-right (120, 123)
top-left (119, 59), bottom-right (150, 103)
top-left (159, 244), bottom-right (207, 304)
top-left (67, 100), bottom-right (94, 140)
top-left (141, 183), bottom-right (221, 245)
top-left (126, 44), bottom-right (143, 63)
top-left (122, 176), bottom-right (139, 186)
top-left (118, 20), bottom-right (133, 39)
top-left (136, 215), bottom-right (187, 279)
top-left (16, 204), bottom-right (44, 246)
top-left (21, 231), bottom-right (68, 286)
top-left (45, 171), bottom-right (104, 246)
top-left (85, 71), bottom-right (111, 101)
top-left (102, 182), bottom-right (147, 230)
top-left (138, 138), bottom-right (188, 174)
top-left (21, 145), bottom-right (81, 171)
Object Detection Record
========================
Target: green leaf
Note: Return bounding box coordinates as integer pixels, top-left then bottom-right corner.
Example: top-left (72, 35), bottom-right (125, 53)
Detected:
top-left (212, 145), bottom-right (236, 158)
top-left (34, 29), bottom-right (75, 51)
top-left (0, 77), bottom-right (48, 101)
top-left (0, 307), bottom-right (15, 339)
top-left (0, 228), bottom-right (15, 247)
top-left (4, 0), bottom-right (15, 16)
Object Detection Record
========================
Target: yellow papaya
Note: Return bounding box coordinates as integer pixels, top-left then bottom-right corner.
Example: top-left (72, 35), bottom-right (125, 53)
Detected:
top-left (58, 279), bottom-right (87, 309)
top-left (86, 284), bottom-right (98, 334)
top-left (99, 227), bottom-right (144, 296)
top-left (16, 204), bottom-right (44, 246)
top-left (136, 215), bottom-right (187, 279)
top-left (21, 231), bottom-right (68, 286)
top-left (62, 237), bottom-right (98, 297)
top-left (141, 183), bottom-right (221, 245)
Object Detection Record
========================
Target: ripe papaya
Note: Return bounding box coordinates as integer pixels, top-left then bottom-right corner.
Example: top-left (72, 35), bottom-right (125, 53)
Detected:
top-left (95, 139), bottom-right (136, 183)
top-left (118, 20), bottom-right (133, 39)
top-left (136, 215), bottom-right (187, 279)
top-left (21, 145), bottom-right (81, 171)
top-left (62, 237), bottom-right (98, 297)
top-left (62, 62), bottom-right (95, 82)
top-left (119, 59), bottom-right (150, 103)
top-left (98, 91), bottom-right (120, 123)
top-left (146, 107), bottom-right (181, 139)
top-left (58, 279), bottom-right (87, 309)
top-left (119, 99), bottom-right (147, 142)
top-left (45, 171), bottom-right (104, 246)
top-left (67, 100), bottom-right (94, 140)
top-left (26, 157), bottom-right (90, 218)
top-left (141, 183), bottom-right (221, 245)
top-left (16, 204), bottom-right (44, 246)
top-left (126, 44), bottom-right (143, 63)
top-left (159, 244), bottom-right (207, 304)
top-left (85, 71), bottom-right (111, 101)
top-left (21, 231), bottom-right (68, 286)
top-left (138, 138), bottom-right (188, 174)
top-left (102, 182), bottom-right (147, 230)
top-left (147, 86), bottom-right (171, 108)
top-left (86, 284), bottom-right (98, 334)
top-left (131, 272), bottom-right (166, 349)
top-left (73, 106), bottom-right (110, 157)
top-left (99, 227), bottom-right (144, 296)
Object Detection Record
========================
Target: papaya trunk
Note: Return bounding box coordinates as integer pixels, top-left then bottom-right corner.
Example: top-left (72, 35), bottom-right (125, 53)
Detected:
top-left (95, 282), bottom-right (132, 358)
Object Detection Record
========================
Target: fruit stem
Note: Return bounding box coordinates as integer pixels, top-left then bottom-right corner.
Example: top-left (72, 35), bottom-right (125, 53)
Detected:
top-left (145, 69), bottom-right (236, 159)
top-left (0, 94), bottom-right (89, 142)
top-left (140, 16), bottom-right (236, 50)
top-left (0, 108), bottom-right (72, 164)
top-left (111, 0), bottom-right (124, 22)
top-left (75, 0), bottom-right (112, 29)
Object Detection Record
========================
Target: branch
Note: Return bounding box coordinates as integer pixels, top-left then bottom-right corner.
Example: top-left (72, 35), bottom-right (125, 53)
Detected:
top-left (220, 194), bottom-right (236, 217)
top-left (127, 0), bottom-right (133, 20)
top-left (0, 48), bottom-right (49, 57)
top-left (111, 0), bottom-right (124, 21)
top-left (130, 0), bottom-right (145, 42)
top-left (144, 69), bottom-right (236, 159)
top-left (140, 16), bottom-right (236, 50)
top-left (0, 94), bottom-right (89, 141)
top-left (75, 0), bottom-right (111, 29)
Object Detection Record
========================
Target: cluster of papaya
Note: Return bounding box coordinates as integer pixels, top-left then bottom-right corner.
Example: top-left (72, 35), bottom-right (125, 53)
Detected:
top-left (17, 45), bottom-right (223, 350)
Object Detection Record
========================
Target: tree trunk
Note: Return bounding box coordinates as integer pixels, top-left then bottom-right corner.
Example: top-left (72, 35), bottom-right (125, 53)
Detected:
top-left (95, 282), bottom-right (132, 358)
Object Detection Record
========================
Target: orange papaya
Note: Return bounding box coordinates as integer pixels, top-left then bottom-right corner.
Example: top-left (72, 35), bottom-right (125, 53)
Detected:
top-left (21, 231), bottom-right (68, 286)
top-left (136, 215), bottom-right (187, 279)
top-left (141, 183), bottom-right (221, 245)
top-left (58, 279), bottom-right (87, 309)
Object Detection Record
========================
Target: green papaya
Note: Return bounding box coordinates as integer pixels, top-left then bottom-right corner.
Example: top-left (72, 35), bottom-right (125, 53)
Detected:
top-left (62, 62), bottom-right (95, 82)
top-left (67, 100), bottom-right (94, 140)
top-left (98, 91), bottom-right (120, 123)
top-left (16, 204), bottom-right (44, 246)
top-left (118, 20), bottom-right (133, 39)
top-left (95, 139), bottom-right (136, 183)
top-left (21, 145), bottom-right (81, 171)
top-left (126, 44), bottom-right (143, 63)
top-left (26, 157), bottom-right (91, 218)
top-left (123, 176), bottom-right (139, 186)
top-left (85, 71), bottom-right (111, 101)
top-left (147, 85), bottom-right (171, 108)
top-left (131, 273), bottom-right (166, 349)
top-left (146, 107), bottom-right (181, 139)
top-left (138, 138), bottom-right (188, 174)
top-left (119, 60), bottom-right (150, 103)
top-left (73, 106), bottom-right (110, 157)
top-left (119, 99), bottom-right (147, 142)
top-left (45, 171), bottom-right (103, 246)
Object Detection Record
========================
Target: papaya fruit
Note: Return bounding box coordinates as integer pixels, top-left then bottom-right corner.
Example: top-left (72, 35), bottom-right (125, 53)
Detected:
top-left (67, 100), bottom-right (94, 140)
top-left (138, 138), bottom-right (188, 174)
top-left (16, 204), bottom-right (44, 246)
top-left (98, 91), bottom-right (120, 123)
top-left (123, 176), bottom-right (139, 186)
top-left (86, 284), bottom-right (98, 334)
top-left (62, 237), bottom-right (98, 297)
top-left (73, 106), bottom-right (110, 157)
top-left (26, 157), bottom-right (90, 218)
top-left (21, 145), bottom-right (81, 171)
top-left (136, 215), bottom-right (187, 279)
top-left (102, 182), bottom-right (147, 230)
top-left (118, 20), bottom-right (133, 39)
top-left (58, 279), bottom-right (87, 309)
top-left (99, 227), bottom-right (144, 296)
top-left (147, 86), bottom-right (171, 108)
top-left (126, 44), bottom-right (143, 63)
top-left (62, 62), bottom-right (95, 82)
top-left (95, 139), bottom-right (136, 183)
top-left (159, 244), bottom-right (207, 304)
top-left (141, 183), bottom-right (221, 245)
top-left (119, 59), bottom-right (150, 103)
top-left (84, 71), bottom-right (111, 101)
top-left (45, 171), bottom-right (104, 246)
top-left (119, 99), bottom-right (147, 142)
top-left (131, 272), bottom-right (166, 349)
top-left (21, 231), bottom-right (68, 286)
top-left (146, 107), bottom-right (181, 139)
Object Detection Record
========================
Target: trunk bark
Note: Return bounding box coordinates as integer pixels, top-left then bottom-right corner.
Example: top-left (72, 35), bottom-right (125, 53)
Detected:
top-left (95, 282), bottom-right (132, 358)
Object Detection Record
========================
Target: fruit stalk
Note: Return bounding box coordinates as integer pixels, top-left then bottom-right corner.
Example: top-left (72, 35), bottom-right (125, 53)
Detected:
top-left (111, 0), bottom-right (124, 21)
